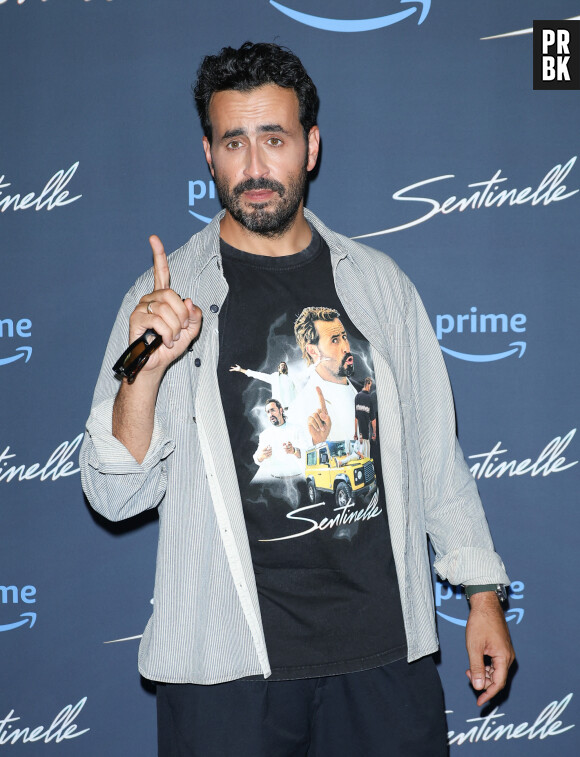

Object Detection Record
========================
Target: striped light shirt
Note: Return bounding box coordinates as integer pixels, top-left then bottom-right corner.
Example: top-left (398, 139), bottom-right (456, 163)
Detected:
top-left (80, 209), bottom-right (509, 684)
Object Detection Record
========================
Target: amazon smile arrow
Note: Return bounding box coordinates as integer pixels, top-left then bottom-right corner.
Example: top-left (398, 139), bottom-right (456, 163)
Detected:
top-left (0, 346), bottom-right (32, 367)
top-left (0, 612), bottom-right (36, 632)
top-left (440, 341), bottom-right (526, 363)
top-left (269, 0), bottom-right (430, 32)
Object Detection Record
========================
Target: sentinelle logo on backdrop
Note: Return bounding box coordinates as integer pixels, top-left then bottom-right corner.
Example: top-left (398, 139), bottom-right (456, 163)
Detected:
top-left (353, 158), bottom-right (578, 238)
top-left (0, 163), bottom-right (81, 213)
top-left (533, 20), bottom-right (580, 90)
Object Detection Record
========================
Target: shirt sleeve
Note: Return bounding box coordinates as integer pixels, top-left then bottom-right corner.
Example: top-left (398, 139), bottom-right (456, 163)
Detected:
top-left (407, 284), bottom-right (509, 587)
top-left (246, 369), bottom-right (273, 385)
top-left (369, 393), bottom-right (377, 422)
top-left (79, 286), bottom-right (175, 522)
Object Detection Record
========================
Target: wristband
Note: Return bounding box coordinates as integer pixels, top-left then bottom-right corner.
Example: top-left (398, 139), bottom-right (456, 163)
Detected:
top-left (464, 584), bottom-right (507, 604)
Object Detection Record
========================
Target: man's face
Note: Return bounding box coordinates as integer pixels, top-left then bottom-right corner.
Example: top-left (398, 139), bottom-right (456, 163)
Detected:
top-left (278, 362), bottom-right (288, 374)
top-left (202, 85), bottom-right (319, 238)
top-left (307, 318), bottom-right (354, 383)
top-left (266, 401), bottom-right (285, 426)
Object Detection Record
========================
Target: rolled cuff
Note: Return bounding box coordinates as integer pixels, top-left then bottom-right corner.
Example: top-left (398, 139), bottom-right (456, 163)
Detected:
top-left (434, 547), bottom-right (510, 587)
top-left (84, 396), bottom-right (175, 473)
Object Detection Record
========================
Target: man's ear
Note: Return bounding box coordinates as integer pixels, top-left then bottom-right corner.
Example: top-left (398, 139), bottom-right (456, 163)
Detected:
top-left (202, 137), bottom-right (215, 177)
top-left (306, 126), bottom-right (320, 172)
top-left (306, 343), bottom-right (319, 363)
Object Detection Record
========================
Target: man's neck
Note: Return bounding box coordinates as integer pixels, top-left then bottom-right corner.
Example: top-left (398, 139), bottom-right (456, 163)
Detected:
top-left (314, 367), bottom-right (348, 386)
top-left (219, 205), bottom-right (312, 257)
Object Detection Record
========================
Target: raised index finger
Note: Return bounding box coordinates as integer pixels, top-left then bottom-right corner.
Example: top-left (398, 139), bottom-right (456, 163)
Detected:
top-left (315, 385), bottom-right (327, 413)
top-left (149, 235), bottom-right (170, 291)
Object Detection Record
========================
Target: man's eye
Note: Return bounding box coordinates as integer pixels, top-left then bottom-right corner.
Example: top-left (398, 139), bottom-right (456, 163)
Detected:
top-left (268, 137), bottom-right (282, 146)
top-left (227, 140), bottom-right (242, 150)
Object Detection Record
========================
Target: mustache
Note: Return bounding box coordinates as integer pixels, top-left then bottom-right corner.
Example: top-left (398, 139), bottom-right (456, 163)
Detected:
top-left (233, 177), bottom-right (286, 197)
top-left (341, 353), bottom-right (353, 365)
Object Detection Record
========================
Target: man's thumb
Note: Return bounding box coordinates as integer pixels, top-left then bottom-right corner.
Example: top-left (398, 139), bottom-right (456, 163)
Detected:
top-left (467, 660), bottom-right (485, 690)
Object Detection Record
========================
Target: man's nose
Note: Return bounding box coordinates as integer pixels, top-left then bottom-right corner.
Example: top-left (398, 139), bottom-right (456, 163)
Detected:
top-left (244, 144), bottom-right (269, 179)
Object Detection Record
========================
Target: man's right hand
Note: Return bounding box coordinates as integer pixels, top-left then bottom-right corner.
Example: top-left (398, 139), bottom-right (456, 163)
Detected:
top-left (129, 235), bottom-right (202, 379)
top-left (308, 386), bottom-right (332, 445)
top-left (257, 445), bottom-right (272, 462)
top-left (113, 236), bottom-right (202, 463)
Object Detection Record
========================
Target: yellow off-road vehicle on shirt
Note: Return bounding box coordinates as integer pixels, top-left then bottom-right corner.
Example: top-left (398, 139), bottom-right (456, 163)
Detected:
top-left (305, 440), bottom-right (377, 508)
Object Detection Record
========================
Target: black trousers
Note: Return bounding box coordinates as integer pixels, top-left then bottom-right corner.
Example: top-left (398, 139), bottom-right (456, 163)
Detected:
top-left (156, 656), bottom-right (449, 757)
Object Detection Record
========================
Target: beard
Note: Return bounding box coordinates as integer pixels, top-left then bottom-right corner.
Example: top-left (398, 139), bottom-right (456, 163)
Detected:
top-left (270, 415), bottom-right (281, 426)
top-left (337, 353), bottom-right (354, 378)
top-left (214, 162), bottom-right (308, 238)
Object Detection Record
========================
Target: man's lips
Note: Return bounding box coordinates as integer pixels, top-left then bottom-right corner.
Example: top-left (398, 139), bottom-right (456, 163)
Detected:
top-left (244, 189), bottom-right (275, 202)
top-left (344, 356), bottom-right (354, 365)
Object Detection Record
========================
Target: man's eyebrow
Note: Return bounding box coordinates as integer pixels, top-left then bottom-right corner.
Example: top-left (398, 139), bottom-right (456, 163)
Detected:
top-left (221, 128), bottom-right (246, 140)
top-left (220, 124), bottom-right (290, 140)
top-left (257, 123), bottom-right (289, 134)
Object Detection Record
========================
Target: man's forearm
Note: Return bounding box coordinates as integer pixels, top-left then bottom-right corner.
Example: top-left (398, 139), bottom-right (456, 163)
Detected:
top-left (112, 370), bottom-right (163, 463)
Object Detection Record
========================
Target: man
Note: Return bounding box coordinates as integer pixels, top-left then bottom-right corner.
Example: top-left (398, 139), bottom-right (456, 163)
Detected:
top-left (252, 397), bottom-right (303, 481)
top-left (81, 42), bottom-right (513, 756)
top-left (354, 377), bottom-right (377, 458)
top-left (337, 433), bottom-right (365, 466)
top-left (290, 306), bottom-right (358, 446)
top-left (230, 360), bottom-right (297, 408)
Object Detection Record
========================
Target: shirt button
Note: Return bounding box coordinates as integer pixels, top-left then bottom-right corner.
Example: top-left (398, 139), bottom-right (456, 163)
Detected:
top-left (210, 304), bottom-right (219, 313)
top-left (194, 358), bottom-right (201, 367)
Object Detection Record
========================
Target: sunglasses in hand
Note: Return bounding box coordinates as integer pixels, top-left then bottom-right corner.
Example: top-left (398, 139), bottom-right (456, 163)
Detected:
top-left (112, 329), bottom-right (163, 384)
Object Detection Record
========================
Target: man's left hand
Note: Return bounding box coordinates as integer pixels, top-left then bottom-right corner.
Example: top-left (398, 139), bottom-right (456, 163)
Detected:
top-left (465, 592), bottom-right (515, 706)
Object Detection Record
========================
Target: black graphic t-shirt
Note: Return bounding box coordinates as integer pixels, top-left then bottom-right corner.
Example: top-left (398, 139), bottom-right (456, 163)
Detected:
top-left (217, 227), bottom-right (406, 680)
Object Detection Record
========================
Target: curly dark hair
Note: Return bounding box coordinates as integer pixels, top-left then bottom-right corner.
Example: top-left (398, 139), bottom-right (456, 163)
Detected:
top-left (193, 41), bottom-right (319, 143)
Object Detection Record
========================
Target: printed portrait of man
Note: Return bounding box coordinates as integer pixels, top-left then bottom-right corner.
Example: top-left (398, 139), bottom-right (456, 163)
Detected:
top-left (251, 398), bottom-right (304, 482)
top-left (289, 306), bottom-right (358, 445)
top-left (230, 360), bottom-right (297, 409)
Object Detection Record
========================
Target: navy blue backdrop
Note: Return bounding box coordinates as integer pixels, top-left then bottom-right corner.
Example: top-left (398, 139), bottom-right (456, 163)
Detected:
top-left (1, 1), bottom-right (578, 754)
